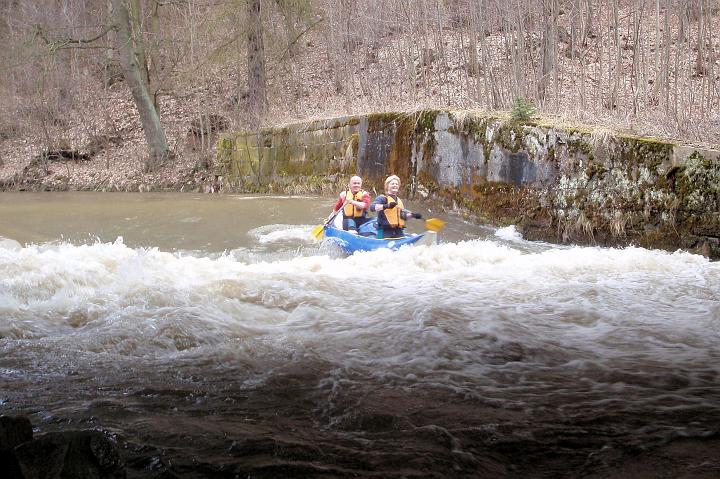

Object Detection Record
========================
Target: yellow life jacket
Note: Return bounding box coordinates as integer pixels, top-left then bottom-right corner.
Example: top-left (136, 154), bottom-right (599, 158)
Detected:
top-left (342, 189), bottom-right (367, 218)
top-left (381, 195), bottom-right (405, 228)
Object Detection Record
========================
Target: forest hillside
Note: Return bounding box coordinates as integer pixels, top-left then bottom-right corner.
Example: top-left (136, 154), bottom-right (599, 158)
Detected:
top-left (1, 0), bottom-right (718, 191)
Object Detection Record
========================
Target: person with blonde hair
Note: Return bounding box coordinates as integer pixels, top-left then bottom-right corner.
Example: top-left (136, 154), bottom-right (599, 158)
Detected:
top-left (331, 175), bottom-right (371, 233)
top-left (370, 175), bottom-right (422, 239)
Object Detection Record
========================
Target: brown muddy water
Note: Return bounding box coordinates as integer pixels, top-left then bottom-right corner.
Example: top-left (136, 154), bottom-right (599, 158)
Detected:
top-left (1, 192), bottom-right (719, 478)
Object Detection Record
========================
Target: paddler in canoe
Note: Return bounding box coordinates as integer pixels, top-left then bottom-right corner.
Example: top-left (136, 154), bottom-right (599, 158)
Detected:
top-left (370, 175), bottom-right (423, 239)
top-left (331, 175), bottom-right (371, 234)
top-left (311, 174), bottom-right (445, 252)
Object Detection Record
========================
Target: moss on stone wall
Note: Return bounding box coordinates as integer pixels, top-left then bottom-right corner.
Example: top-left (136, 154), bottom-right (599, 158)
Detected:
top-left (567, 137), bottom-right (593, 158)
top-left (621, 136), bottom-right (674, 169)
top-left (496, 122), bottom-right (526, 152)
top-left (388, 118), bottom-right (413, 181)
top-left (417, 110), bottom-right (441, 133)
top-left (222, 117), bottom-right (361, 188)
top-left (367, 112), bottom-right (403, 129)
top-left (672, 151), bottom-right (720, 251)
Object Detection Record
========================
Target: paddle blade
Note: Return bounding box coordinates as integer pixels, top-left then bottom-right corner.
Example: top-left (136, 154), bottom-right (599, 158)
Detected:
top-left (425, 218), bottom-right (446, 232)
top-left (311, 224), bottom-right (325, 240)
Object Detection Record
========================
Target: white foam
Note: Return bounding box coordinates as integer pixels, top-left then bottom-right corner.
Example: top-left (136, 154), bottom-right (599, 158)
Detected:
top-left (0, 238), bottom-right (717, 391)
top-left (247, 224), bottom-right (317, 245)
top-left (494, 225), bottom-right (524, 241)
top-left (0, 237), bottom-right (22, 251)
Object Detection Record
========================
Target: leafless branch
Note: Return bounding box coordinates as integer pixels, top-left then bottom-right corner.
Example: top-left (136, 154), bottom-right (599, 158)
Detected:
top-left (32, 24), bottom-right (114, 52)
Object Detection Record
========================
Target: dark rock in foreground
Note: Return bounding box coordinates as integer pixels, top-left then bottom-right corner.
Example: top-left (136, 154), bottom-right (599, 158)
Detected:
top-left (0, 416), bottom-right (125, 479)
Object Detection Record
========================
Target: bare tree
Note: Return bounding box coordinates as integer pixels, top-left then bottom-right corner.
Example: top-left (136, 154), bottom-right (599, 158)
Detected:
top-left (247, 0), bottom-right (268, 124)
top-left (110, 0), bottom-right (170, 170)
top-left (538, 0), bottom-right (558, 103)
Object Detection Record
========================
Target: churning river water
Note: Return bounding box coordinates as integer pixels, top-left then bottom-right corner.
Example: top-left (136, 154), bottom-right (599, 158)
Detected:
top-left (1, 192), bottom-right (719, 478)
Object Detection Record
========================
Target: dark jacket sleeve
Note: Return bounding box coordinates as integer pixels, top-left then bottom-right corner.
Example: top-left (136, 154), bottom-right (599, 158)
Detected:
top-left (371, 195), bottom-right (387, 210)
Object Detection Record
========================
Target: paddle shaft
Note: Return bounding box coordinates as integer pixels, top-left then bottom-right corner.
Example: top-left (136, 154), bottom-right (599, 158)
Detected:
top-left (325, 202), bottom-right (346, 227)
top-left (312, 200), bottom-right (348, 240)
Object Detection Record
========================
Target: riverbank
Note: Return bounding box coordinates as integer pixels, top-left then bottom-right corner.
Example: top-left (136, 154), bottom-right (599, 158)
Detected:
top-left (0, 113), bottom-right (218, 193)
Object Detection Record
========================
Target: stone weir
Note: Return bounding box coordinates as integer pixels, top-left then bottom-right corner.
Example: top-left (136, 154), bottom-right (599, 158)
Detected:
top-left (216, 110), bottom-right (720, 259)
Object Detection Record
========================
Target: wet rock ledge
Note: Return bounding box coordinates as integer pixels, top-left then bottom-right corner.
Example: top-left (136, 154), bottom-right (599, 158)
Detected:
top-left (0, 416), bottom-right (125, 479)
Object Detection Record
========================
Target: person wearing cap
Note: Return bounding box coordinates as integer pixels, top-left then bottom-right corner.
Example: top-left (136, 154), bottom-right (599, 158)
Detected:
top-left (370, 175), bottom-right (422, 239)
top-left (332, 175), bottom-right (371, 233)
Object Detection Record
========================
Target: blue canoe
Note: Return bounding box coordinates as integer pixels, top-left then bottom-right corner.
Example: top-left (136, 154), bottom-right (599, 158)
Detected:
top-left (323, 224), bottom-right (430, 254)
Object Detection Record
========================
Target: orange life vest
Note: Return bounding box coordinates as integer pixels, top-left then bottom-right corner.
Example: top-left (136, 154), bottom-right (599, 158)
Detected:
top-left (342, 189), bottom-right (367, 218)
top-left (381, 195), bottom-right (405, 228)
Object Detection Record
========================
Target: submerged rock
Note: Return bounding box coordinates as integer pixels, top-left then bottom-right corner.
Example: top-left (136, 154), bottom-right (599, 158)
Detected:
top-left (0, 416), bottom-right (126, 479)
top-left (0, 416), bottom-right (33, 478)
top-left (0, 416), bottom-right (32, 449)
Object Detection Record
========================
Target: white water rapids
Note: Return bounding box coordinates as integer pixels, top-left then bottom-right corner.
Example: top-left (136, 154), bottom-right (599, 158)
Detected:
top-left (1, 192), bottom-right (719, 478)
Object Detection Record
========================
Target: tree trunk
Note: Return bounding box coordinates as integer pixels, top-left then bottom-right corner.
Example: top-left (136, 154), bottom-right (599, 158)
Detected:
top-left (610, 0), bottom-right (620, 110)
top-left (631, 0), bottom-right (644, 115)
top-left (104, 0), bottom-right (115, 89)
top-left (466, 5), bottom-right (479, 97)
top-left (538, 0), bottom-right (557, 102)
top-left (111, 0), bottom-right (170, 171)
top-left (128, 0), bottom-right (149, 86)
top-left (585, 0), bottom-right (594, 38)
top-left (661, 0), bottom-right (671, 111)
top-left (147, 0), bottom-right (162, 114)
top-left (247, 0), bottom-right (268, 125)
